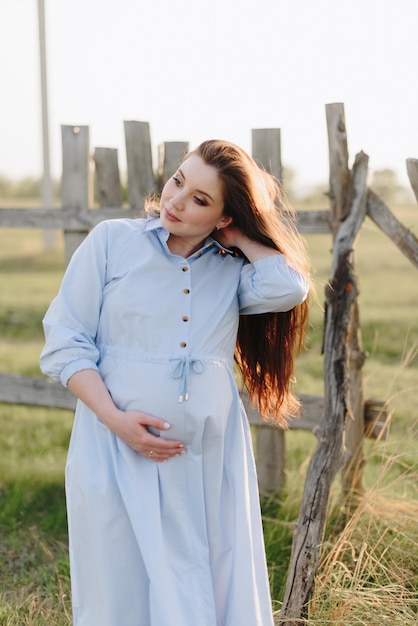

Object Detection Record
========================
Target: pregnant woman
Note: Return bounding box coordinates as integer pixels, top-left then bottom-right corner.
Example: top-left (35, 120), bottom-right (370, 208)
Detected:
top-left (40, 139), bottom-right (310, 626)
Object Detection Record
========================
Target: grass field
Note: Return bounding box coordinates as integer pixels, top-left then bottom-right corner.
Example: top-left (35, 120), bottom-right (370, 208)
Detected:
top-left (0, 205), bottom-right (417, 624)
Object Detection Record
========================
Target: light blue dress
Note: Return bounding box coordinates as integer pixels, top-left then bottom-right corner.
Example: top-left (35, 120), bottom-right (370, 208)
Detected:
top-left (40, 217), bottom-right (308, 626)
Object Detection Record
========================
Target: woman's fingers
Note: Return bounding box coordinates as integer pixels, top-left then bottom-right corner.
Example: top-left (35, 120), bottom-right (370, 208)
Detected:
top-left (119, 411), bottom-right (186, 460)
top-left (140, 430), bottom-right (185, 461)
top-left (142, 445), bottom-right (186, 462)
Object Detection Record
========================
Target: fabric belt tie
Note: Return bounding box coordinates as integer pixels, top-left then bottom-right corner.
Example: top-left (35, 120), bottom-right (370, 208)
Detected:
top-left (169, 357), bottom-right (205, 402)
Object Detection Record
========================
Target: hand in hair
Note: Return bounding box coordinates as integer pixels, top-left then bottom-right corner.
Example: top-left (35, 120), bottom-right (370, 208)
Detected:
top-left (215, 225), bottom-right (281, 263)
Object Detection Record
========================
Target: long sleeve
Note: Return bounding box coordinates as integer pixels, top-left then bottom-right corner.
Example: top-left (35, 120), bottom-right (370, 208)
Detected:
top-left (40, 221), bottom-right (109, 387)
top-left (238, 254), bottom-right (309, 315)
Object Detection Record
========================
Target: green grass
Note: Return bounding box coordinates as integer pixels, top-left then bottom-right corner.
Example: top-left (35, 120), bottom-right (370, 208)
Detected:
top-left (0, 214), bottom-right (417, 624)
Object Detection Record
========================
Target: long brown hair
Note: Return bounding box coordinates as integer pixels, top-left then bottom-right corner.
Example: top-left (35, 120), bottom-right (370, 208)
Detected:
top-left (193, 140), bottom-right (311, 427)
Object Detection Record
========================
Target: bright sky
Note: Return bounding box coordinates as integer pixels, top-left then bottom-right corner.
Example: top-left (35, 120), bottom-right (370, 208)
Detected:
top-left (0, 0), bottom-right (417, 191)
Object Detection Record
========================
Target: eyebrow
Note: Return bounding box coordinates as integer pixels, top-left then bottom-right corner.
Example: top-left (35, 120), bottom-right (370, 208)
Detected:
top-left (177, 168), bottom-right (215, 203)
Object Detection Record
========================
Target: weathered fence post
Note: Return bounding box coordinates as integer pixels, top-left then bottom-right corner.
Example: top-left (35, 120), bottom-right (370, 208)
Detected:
top-left (326, 103), bottom-right (351, 229)
top-left (326, 103), bottom-right (366, 497)
top-left (93, 147), bottom-right (122, 208)
top-left (255, 424), bottom-right (286, 493)
top-left (406, 158), bottom-right (418, 202)
top-left (251, 128), bottom-right (285, 492)
top-left (61, 125), bottom-right (90, 265)
top-left (252, 128), bottom-right (282, 180)
top-left (158, 142), bottom-right (189, 187)
top-left (279, 150), bottom-right (369, 624)
top-left (124, 121), bottom-right (155, 214)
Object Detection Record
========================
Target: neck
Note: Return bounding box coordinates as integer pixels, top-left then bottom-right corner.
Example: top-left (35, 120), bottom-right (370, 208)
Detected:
top-left (167, 235), bottom-right (206, 258)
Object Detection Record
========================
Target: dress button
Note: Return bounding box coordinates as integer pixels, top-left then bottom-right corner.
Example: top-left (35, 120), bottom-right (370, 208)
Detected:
top-left (183, 288), bottom-right (190, 294)
top-left (180, 341), bottom-right (187, 348)
top-left (182, 266), bottom-right (189, 272)
top-left (182, 316), bottom-right (189, 322)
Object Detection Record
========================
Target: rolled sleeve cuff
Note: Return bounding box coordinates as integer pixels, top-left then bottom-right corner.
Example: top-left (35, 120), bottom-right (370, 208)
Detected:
top-left (60, 359), bottom-right (99, 388)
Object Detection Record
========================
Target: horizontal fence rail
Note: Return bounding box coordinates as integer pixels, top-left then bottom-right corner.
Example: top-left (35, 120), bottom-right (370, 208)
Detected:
top-left (0, 207), bottom-right (332, 235)
top-left (0, 373), bottom-right (388, 440)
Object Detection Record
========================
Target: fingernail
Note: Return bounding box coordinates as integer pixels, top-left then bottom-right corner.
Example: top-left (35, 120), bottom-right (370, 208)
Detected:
top-left (163, 422), bottom-right (171, 429)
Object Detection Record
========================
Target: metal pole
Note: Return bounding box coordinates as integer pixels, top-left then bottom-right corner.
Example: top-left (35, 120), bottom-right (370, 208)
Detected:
top-left (37, 0), bottom-right (55, 247)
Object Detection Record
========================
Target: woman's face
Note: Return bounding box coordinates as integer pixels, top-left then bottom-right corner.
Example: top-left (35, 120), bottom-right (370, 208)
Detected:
top-left (160, 155), bottom-right (232, 247)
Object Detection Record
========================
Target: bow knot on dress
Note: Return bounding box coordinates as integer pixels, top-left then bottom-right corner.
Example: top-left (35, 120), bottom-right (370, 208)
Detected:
top-left (169, 356), bottom-right (205, 402)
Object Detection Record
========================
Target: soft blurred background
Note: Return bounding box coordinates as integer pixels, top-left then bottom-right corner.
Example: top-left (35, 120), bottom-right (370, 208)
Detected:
top-left (0, 0), bottom-right (417, 197)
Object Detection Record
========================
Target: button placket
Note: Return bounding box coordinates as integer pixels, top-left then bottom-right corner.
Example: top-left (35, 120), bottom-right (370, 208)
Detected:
top-left (180, 262), bottom-right (191, 350)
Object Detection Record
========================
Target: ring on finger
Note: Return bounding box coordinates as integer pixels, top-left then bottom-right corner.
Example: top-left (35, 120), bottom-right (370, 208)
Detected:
top-left (148, 450), bottom-right (155, 457)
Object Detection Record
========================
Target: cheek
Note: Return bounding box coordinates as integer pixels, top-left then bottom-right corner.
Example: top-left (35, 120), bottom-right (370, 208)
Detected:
top-left (194, 212), bottom-right (219, 229)
top-left (160, 181), bottom-right (171, 204)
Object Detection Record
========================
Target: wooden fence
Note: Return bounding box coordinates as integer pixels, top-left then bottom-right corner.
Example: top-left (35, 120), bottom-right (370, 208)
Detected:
top-left (1, 102), bottom-right (417, 623)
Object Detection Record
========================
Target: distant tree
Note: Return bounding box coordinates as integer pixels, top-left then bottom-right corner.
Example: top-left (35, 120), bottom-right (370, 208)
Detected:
top-left (280, 166), bottom-right (297, 202)
top-left (0, 174), bottom-right (60, 202)
top-left (14, 177), bottom-right (41, 199)
top-left (298, 183), bottom-right (329, 209)
top-left (0, 174), bottom-right (14, 197)
top-left (370, 168), bottom-right (412, 205)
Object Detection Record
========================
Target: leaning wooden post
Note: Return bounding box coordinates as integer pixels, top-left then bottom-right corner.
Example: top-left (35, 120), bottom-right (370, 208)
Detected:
top-left (326, 103), bottom-right (366, 497)
top-left (61, 125), bottom-right (90, 266)
top-left (279, 151), bottom-right (369, 624)
top-left (251, 128), bottom-right (285, 492)
top-left (366, 190), bottom-right (418, 268)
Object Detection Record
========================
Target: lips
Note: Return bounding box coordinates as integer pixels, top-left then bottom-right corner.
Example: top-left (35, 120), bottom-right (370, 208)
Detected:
top-left (164, 207), bottom-right (181, 223)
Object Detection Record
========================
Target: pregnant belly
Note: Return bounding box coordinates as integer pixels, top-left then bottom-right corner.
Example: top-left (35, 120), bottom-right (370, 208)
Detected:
top-left (99, 355), bottom-right (237, 446)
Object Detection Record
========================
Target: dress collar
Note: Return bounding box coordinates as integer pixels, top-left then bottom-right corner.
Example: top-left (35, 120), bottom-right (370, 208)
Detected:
top-left (144, 216), bottom-right (235, 257)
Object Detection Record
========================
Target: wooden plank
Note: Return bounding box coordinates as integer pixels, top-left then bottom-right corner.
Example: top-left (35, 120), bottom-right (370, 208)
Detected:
top-left (367, 189), bottom-right (418, 268)
top-left (243, 391), bottom-right (323, 430)
top-left (124, 121), bottom-right (155, 212)
top-left (256, 426), bottom-right (286, 492)
top-left (326, 103), bottom-right (351, 233)
top-left (94, 147), bottom-right (122, 208)
top-left (406, 158), bottom-right (418, 202)
top-left (251, 128), bottom-right (282, 180)
top-left (61, 125), bottom-right (90, 264)
top-left (158, 142), bottom-right (189, 187)
top-left (296, 209), bottom-right (330, 234)
top-left (0, 373), bottom-right (76, 411)
top-left (0, 207), bottom-right (140, 230)
top-left (0, 373), bottom-right (384, 441)
top-left (250, 128), bottom-right (285, 490)
top-left (0, 207), bottom-right (331, 234)
top-left (0, 373), bottom-right (323, 427)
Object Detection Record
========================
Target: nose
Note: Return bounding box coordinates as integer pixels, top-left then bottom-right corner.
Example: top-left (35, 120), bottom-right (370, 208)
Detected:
top-left (169, 191), bottom-right (185, 211)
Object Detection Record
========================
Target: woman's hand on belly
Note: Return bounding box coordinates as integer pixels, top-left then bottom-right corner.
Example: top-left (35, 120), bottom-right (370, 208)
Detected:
top-left (67, 369), bottom-right (185, 461)
top-left (110, 409), bottom-right (186, 461)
